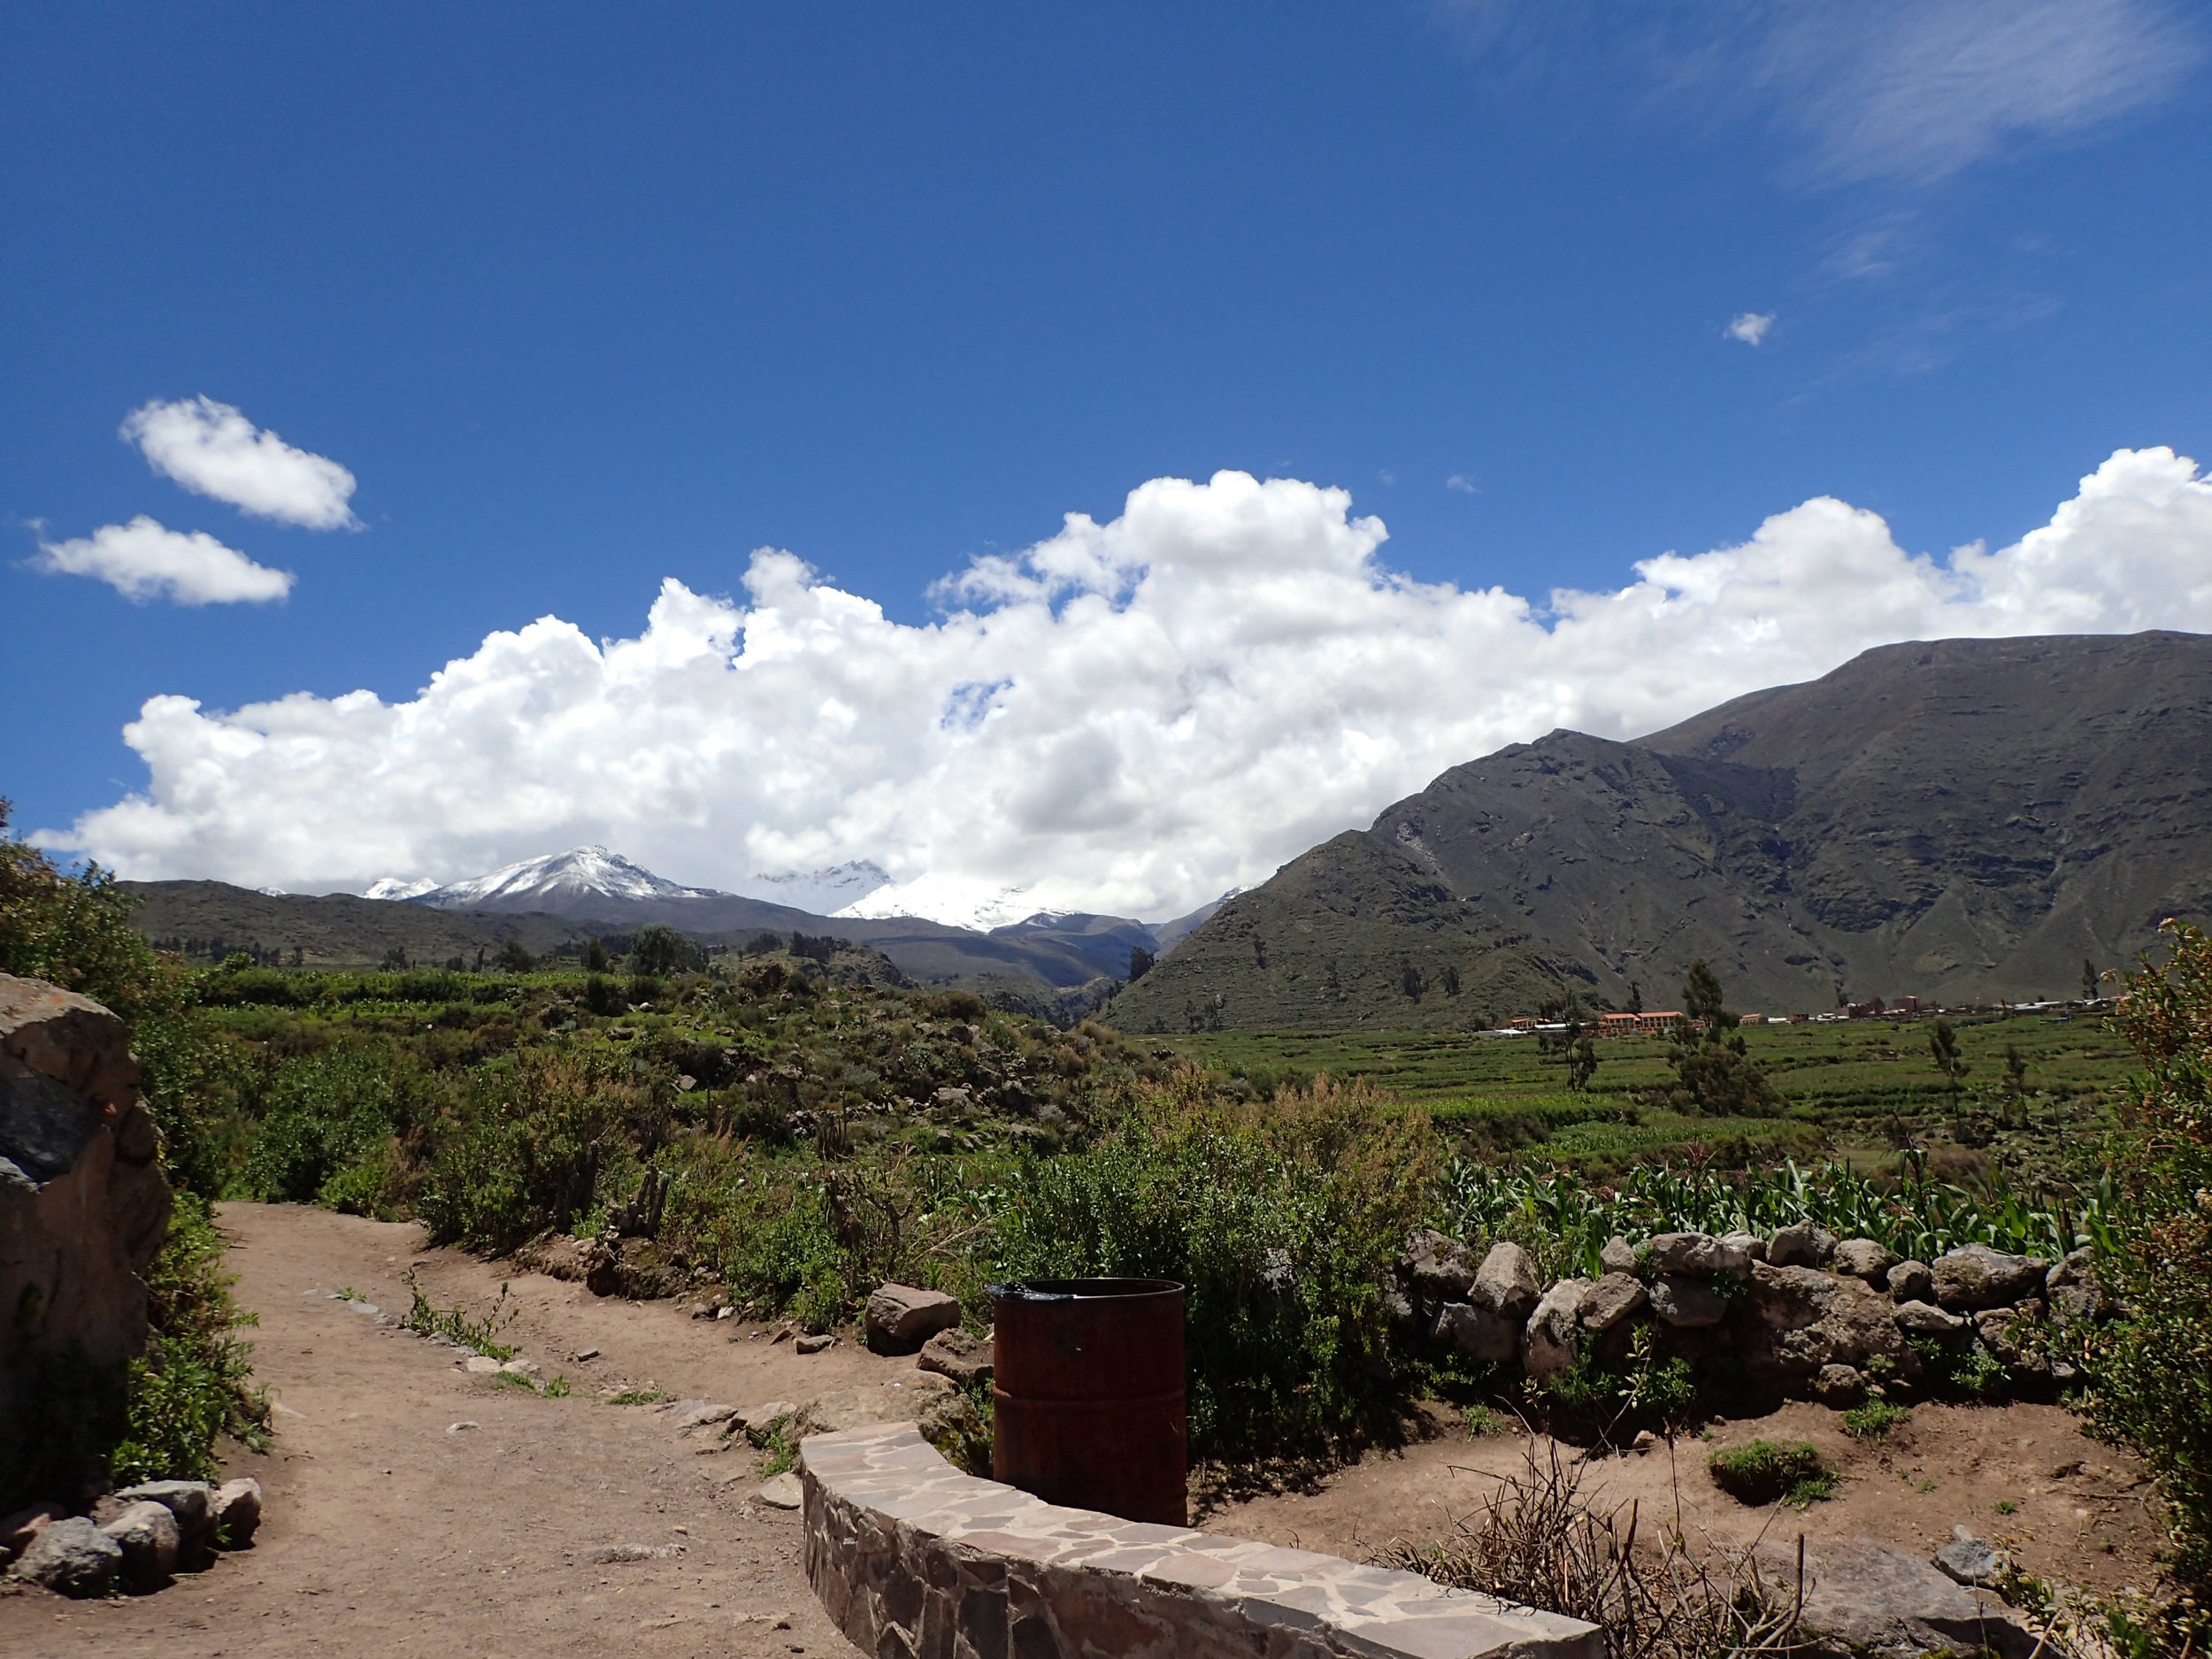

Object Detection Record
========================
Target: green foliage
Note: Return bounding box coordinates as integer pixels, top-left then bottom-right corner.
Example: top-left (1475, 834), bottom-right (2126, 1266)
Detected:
top-left (629, 924), bottom-right (703, 976)
top-left (1708, 1440), bottom-right (1835, 1508)
top-left (2075, 919), bottom-right (2212, 1607)
top-left (242, 1039), bottom-right (438, 1207)
top-left (994, 1075), bottom-right (1435, 1458)
top-left (1841, 1399), bottom-right (1910, 1441)
top-left (0, 798), bottom-right (169, 1022)
top-left (1661, 961), bottom-right (1783, 1117)
top-left (399, 1271), bottom-right (519, 1360)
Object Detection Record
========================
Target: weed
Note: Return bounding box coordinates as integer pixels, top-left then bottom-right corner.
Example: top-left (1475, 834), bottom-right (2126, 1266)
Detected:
top-left (1841, 1400), bottom-right (1911, 1441)
top-left (1993, 1498), bottom-right (2018, 1515)
top-left (1708, 1440), bottom-right (1835, 1508)
top-left (399, 1271), bottom-right (518, 1360)
top-left (757, 1420), bottom-right (798, 1478)
top-left (1463, 1403), bottom-right (1512, 1439)
top-left (607, 1387), bottom-right (669, 1405)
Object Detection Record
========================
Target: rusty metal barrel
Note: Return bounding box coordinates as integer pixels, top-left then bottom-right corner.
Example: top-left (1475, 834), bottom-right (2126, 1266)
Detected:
top-left (987, 1278), bottom-right (1187, 1525)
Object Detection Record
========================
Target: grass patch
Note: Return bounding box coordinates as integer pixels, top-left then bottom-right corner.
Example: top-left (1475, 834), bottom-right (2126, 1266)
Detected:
top-left (1709, 1440), bottom-right (1836, 1508)
top-left (1841, 1399), bottom-right (1911, 1441)
top-left (606, 1387), bottom-right (669, 1406)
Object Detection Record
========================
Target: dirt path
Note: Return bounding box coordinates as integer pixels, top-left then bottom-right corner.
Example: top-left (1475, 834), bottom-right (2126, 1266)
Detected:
top-left (1, 1202), bottom-right (918, 1658)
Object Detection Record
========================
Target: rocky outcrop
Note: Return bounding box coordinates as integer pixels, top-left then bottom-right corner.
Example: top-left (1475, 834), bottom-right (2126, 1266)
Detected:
top-left (863, 1282), bottom-right (963, 1355)
top-left (0, 974), bottom-right (173, 1444)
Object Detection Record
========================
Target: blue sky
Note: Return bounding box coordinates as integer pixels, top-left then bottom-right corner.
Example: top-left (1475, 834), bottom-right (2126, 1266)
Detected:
top-left (6, 3), bottom-right (2212, 920)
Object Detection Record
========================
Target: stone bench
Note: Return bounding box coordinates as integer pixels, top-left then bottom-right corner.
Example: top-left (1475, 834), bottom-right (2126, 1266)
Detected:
top-left (800, 1423), bottom-right (1601, 1659)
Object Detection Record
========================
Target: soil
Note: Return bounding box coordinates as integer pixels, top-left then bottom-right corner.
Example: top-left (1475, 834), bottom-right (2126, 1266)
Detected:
top-left (3, 1204), bottom-right (2169, 1655)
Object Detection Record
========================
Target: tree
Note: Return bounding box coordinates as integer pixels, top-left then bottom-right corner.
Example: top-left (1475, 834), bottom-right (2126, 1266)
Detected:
top-left (1127, 944), bottom-right (1156, 981)
top-left (2001, 1042), bottom-right (2030, 1127)
top-left (2077, 920), bottom-right (2212, 1617)
top-left (2084, 956), bottom-right (2101, 1003)
top-left (1661, 958), bottom-right (1780, 1116)
top-left (1566, 1036), bottom-right (1599, 1093)
top-left (1402, 962), bottom-right (1425, 1002)
top-left (1627, 980), bottom-right (1643, 1015)
top-left (630, 924), bottom-right (702, 976)
top-left (1928, 1019), bottom-right (1970, 1108)
top-left (582, 936), bottom-right (611, 973)
top-left (493, 939), bottom-right (534, 973)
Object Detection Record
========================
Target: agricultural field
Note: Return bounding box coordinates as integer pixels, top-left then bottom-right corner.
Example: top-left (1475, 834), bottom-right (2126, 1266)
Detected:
top-left (1164, 1011), bottom-right (2132, 1187)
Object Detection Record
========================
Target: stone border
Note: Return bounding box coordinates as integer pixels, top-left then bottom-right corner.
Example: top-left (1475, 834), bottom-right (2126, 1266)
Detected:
top-left (801, 1422), bottom-right (1601, 1659)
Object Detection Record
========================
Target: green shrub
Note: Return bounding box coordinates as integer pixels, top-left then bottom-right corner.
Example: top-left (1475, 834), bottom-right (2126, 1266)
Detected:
top-left (2075, 920), bottom-right (2212, 1610)
top-left (1708, 1440), bottom-right (1834, 1507)
top-left (993, 1075), bottom-right (1435, 1458)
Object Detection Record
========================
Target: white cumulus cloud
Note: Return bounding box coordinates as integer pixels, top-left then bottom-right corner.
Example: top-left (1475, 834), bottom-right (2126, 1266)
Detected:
top-left (48, 447), bottom-right (2212, 918)
top-left (35, 516), bottom-right (296, 605)
top-left (122, 396), bottom-right (360, 530)
top-left (1727, 311), bottom-right (1775, 345)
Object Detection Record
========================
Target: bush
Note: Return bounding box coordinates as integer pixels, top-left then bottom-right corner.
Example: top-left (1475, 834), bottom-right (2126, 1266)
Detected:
top-left (993, 1074), bottom-right (1435, 1458)
top-left (242, 1039), bottom-right (439, 1206)
top-left (2076, 919), bottom-right (2212, 1609)
top-left (1708, 1440), bottom-right (1834, 1507)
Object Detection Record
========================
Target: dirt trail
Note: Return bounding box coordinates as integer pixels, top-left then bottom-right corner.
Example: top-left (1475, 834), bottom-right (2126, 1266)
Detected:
top-left (1, 1202), bottom-right (915, 1658)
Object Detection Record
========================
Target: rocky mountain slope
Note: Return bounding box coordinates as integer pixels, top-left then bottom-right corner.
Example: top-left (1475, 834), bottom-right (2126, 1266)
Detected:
top-left (1112, 631), bottom-right (2212, 1029)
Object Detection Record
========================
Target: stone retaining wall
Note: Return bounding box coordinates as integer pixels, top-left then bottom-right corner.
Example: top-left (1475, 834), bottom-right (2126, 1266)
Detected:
top-left (801, 1422), bottom-right (1601, 1659)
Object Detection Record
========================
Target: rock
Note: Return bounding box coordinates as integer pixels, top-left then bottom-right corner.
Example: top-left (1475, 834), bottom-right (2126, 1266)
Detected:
top-left (1471, 1241), bottom-right (1542, 1318)
top-left (1932, 1244), bottom-right (2047, 1312)
top-left (863, 1283), bottom-right (962, 1354)
top-left (1646, 1232), bottom-right (1748, 1277)
top-left (1, 976), bottom-right (174, 1451)
top-left (1893, 1299), bottom-right (1966, 1335)
top-left (1886, 1259), bottom-right (1933, 1302)
top-left (1813, 1363), bottom-right (1864, 1405)
top-left (0, 1502), bottom-right (64, 1563)
top-left (756, 1472), bottom-right (803, 1509)
top-left (734, 1401), bottom-right (800, 1446)
top-left (1522, 1279), bottom-right (1589, 1379)
top-left (1977, 1307), bottom-right (2050, 1375)
top-left (1932, 1530), bottom-right (2004, 1587)
top-left (1767, 1222), bottom-right (1836, 1268)
top-left (1832, 1238), bottom-right (1898, 1281)
top-left (6, 1516), bottom-right (122, 1597)
top-left (498, 1357), bottom-right (539, 1378)
top-left (916, 1325), bottom-right (993, 1386)
top-left (1741, 1262), bottom-right (1911, 1386)
top-left (664, 1399), bottom-right (739, 1432)
top-left (1632, 1429), bottom-right (1657, 1453)
top-left (2045, 1248), bottom-right (2106, 1322)
top-left (111, 1479), bottom-right (214, 1540)
top-left (1764, 1537), bottom-right (2033, 1659)
top-left (795, 1333), bottom-right (836, 1355)
top-left (1648, 1274), bottom-right (1726, 1327)
top-left (463, 1353), bottom-right (503, 1373)
top-left (1432, 1300), bottom-right (1518, 1362)
top-left (100, 1499), bottom-right (180, 1588)
top-left (1578, 1272), bottom-right (1648, 1333)
top-left (1381, 1287), bottom-right (1417, 1329)
top-left (1402, 1228), bottom-right (1478, 1300)
top-left (1599, 1235), bottom-right (1638, 1275)
top-left (1721, 1230), bottom-right (1767, 1263)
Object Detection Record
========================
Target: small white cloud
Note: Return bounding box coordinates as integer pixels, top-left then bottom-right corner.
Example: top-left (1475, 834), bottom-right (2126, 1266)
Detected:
top-left (1727, 311), bottom-right (1776, 345)
top-left (1446, 473), bottom-right (1479, 494)
top-left (121, 396), bottom-right (360, 530)
top-left (35, 516), bottom-right (296, 605)
top-left (1379, 469), bottom-right (1398, 486)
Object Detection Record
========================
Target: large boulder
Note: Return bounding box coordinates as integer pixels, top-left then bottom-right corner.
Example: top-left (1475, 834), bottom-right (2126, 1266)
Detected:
top-left (1401, 1229), bottom-right (1478, 1300)
top-left (1831, 1239), bottom-right (1898, 1282)
top-left (1886, 1259), bottom-right (1933, 1302)
top-left (1432, 1301), bottom-right (1518, 1362)
top-left (1738, 1262), bottom-right (1910, 1387)
top-left (1522, 1279), bottom-right (1589, 1379)
top-left (1648, 1275), bottom-right (1726, 1328)
top-left (1763, 1537), bottom-right (2034, 1659)
top-left (916, 1325), bottom-right (994, 1386)
top-left (1932, 1244), bottom-right (2047, 1312)
top-left (100, 1499), bottom-right (180, 1588)
top-left (863, 1283), bottom-right (963, 1354)
top-left (1471, 1241), bottom-right (1541, 1319)
top-left (2045, 1248), bottom-right (2106, 1322)
top-left (1646, 1232), bottom-right (1747, 1277)
top-left (1766, 1222), bottom-right (1836, 1268)
top-left (6, 1515), bottom-right (121, 1597)
top-left (1577, 1273), bottom-right (1647, 1333)
top-left (211, 1477), bottom-right (263, 1548)
top-left (0, 977), bottom-right (173, 1445)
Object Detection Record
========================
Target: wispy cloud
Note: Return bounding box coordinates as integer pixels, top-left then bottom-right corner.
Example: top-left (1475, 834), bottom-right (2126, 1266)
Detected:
top-left (1726, 311), bottom-right (1775, 344)
top-left (35, 516), bottom-right (296, 604)
top-left (1436, 0), bottom-right (2201, 186)
top-left (1446, 473), bottom-right (1479, 494)
top-left (122, 396), bottom-right (360, 530)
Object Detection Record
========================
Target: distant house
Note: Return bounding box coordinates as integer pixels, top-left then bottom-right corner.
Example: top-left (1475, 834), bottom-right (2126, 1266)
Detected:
top-left (1595, 1010), bottom-right (1682, 1036)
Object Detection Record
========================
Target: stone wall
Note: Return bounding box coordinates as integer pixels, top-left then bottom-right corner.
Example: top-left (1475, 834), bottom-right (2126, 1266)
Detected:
top-left (0, 974), bottom-right (173, 1439)
top-left (801, 1421), bottom-right (1601, 1659)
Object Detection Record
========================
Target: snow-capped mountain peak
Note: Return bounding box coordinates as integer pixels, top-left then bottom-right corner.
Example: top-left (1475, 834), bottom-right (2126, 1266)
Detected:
top-left (408, 846), bottom-right (709, 911)
top-left (364, 875), bottom-right (439, 901)
top-left (733, 860), bottom-right (891, 914)
top-left (833, 872), bottom-right (1044, 931)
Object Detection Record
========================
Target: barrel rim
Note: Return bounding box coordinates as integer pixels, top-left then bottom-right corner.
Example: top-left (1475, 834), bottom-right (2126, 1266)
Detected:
top-left (987, 1277), bottom-right (1185, 1303)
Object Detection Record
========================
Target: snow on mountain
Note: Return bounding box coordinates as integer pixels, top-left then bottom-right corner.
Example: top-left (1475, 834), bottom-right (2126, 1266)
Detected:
top-left (833, 872), bottom-right (1045, 931)
top-left (364, 875), bottom-right (440, 901)
top-left (732, 860), bottom-right (891, 914)
top-left (407, 846), bottom-right (710, 912)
